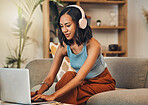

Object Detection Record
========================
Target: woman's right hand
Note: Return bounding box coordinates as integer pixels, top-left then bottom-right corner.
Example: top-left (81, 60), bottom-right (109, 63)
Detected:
top-left (31, 92), bottom-right (37, 97)
top-left (31, 90), bottom-right (41, 97)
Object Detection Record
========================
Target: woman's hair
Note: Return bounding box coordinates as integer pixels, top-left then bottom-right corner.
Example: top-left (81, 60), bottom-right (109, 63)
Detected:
top-left (58, 6), bottom-right (93, 46)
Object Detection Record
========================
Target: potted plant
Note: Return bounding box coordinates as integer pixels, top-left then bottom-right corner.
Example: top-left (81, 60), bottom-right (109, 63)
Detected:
top-left (96, 19), bottom-right (101, 26)
top-left (49, 0), bottom-right (64, 42)
top-left (4, 0), bottom-right (45, 68)
top-left (143, 7), bottom-right (148, 24)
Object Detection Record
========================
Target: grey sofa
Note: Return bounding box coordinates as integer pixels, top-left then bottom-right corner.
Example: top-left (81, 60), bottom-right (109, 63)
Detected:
top-left (25, 57), bottom-right (148, 105)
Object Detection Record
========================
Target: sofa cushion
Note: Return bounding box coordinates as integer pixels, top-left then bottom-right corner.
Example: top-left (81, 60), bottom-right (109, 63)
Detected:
top-left (49, 42), bottom-right (75, 81)
top-left (25, 59), bottom-right (54, 88)
top-left (49, 42), bottom-right (73, 71)
top-left (105, 57), bottom-right (148, 89)
top-left (87, 88), bottom-right (148, 105)
top-left (31, 82), bottom-right (56, 95)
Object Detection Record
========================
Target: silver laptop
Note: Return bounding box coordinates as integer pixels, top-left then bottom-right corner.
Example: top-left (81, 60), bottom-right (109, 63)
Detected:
top-left (0, 68), bottom-right (61, 105)
top-left (0, 68), bottom-right (32, 104)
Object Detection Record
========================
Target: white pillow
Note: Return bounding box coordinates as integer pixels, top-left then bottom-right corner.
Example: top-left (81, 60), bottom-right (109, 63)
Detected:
top-left (56, 69), bottom-right (66, 81)
top-left (49, 42), bottom-right (75, 81)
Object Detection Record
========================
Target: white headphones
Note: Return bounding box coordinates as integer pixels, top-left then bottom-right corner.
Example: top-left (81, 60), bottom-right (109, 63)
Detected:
top-left (66, 5), bottom-right (87, 29)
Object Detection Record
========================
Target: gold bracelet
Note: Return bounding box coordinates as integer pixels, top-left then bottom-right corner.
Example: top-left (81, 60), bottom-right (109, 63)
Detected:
top-left (41, 82), bottom-right (50, 89)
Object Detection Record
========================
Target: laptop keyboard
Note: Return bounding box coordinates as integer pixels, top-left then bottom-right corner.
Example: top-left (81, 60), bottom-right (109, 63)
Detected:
top-left (31, 98), bottom-right (45, 103)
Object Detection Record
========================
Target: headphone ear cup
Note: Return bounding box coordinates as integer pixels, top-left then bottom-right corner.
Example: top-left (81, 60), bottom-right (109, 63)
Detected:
top-left (79, 18), bottom-right (87, 29)
top-left (66, 5), bottom-right (87, 29)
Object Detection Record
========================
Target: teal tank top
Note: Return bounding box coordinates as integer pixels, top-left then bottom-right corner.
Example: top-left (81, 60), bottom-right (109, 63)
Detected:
top-left (67, 41), bottom-right (107, 79)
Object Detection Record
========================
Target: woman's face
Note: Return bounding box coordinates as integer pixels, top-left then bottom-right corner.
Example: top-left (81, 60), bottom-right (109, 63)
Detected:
top-left (60, 14), bottom-right (76, 40)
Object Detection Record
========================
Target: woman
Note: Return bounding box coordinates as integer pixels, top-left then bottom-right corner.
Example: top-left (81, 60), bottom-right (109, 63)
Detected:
top-left (31, 5), bottom-right (116, 105)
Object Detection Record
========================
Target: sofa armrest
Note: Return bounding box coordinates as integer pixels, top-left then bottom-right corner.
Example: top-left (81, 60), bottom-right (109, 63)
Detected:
top-left (104, 57), bottom-right (148, 89)
top-left (87, 88), bottom-right (148, 105)
top-left (145, 71), bottom-right (148, 88)
top-left (25, 58), bottom-right (57, 89)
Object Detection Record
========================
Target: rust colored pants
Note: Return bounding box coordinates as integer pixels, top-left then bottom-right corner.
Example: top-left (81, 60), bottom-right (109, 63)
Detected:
top-left (55, 68), bottom-right (116, 105)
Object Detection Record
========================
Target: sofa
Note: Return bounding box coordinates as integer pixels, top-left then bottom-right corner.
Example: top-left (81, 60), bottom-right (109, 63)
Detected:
top-left (25, 57), bottom-right (148, 105)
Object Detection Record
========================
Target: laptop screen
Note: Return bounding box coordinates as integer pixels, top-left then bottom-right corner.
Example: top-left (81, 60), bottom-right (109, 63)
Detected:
top-left (0, 68), bottom-right (31, 104)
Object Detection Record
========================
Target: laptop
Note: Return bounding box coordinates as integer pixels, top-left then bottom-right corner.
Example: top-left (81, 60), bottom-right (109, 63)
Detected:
top-left (0, 68), bottom-right (58, 104)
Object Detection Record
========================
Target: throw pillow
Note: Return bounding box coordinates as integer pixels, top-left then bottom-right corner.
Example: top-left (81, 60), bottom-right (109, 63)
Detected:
top-left (49, 42), bottom-right (75, 81)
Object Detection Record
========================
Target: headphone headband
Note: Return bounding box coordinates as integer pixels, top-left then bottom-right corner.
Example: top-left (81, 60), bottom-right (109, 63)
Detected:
top-left (66, 5), bottom-right (87, 29)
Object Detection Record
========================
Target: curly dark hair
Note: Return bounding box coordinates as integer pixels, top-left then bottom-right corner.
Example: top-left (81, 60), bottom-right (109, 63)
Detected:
top-left (58, 6), bottom-right (93, 46)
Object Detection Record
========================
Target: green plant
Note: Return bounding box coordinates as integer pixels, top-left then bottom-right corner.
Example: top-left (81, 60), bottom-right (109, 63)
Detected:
top-left (4, 0), bottom-right (45, 68)
top-left (143, 7), bottom-right (148, 24)
top-left (49, 0), bottom-right (64, 38)
top-left (97, 20), bottom-right (101, 22)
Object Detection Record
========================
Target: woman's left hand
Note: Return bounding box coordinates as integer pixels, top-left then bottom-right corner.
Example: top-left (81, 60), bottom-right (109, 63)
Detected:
top-left (31, 94), bottom-right (55, 101)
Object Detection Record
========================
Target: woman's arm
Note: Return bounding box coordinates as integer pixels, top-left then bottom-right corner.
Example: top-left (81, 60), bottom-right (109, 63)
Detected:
top-left (52, 38), bottom-right (101, 99)
top-left (32, 38), bottom-right (101, 101)
top-left (34, 44), bottom-right (67, 95)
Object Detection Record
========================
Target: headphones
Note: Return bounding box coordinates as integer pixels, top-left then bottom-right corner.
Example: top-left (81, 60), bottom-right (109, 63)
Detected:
top-left (66, 5), bottom-right (87, 29)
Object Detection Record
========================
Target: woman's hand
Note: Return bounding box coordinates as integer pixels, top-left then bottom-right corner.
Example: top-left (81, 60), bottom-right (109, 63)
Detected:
top-left (31, 92), bottom-right (37, 97)
top-left (31, 94), bottom-right (56, 101)
top-left (31, 90), bottom-right (42, 97)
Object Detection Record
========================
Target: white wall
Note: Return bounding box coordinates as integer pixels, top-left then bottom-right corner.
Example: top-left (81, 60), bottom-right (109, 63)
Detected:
top-left (0, 0), bottom-right (43, 68)
top-left (128, 0), bottom-right (148, 57)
